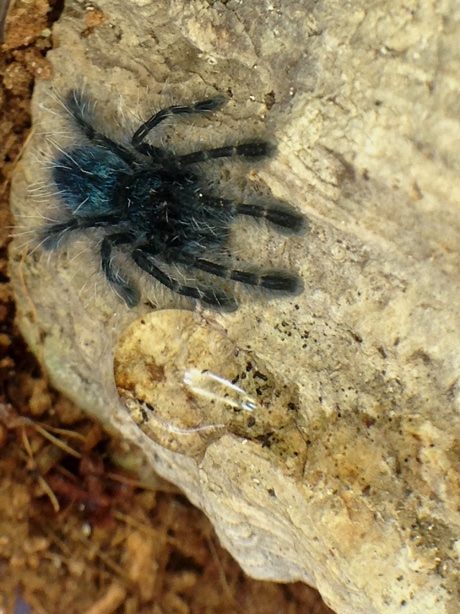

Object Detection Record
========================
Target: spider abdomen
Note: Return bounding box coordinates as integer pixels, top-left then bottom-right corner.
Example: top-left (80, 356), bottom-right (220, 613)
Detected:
top-left (52, 145), bottom-right (130, 218)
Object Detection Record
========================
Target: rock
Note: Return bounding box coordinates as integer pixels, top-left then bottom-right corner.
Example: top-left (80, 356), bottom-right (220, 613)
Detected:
top-left (9, 1), bottom-right (460, 612)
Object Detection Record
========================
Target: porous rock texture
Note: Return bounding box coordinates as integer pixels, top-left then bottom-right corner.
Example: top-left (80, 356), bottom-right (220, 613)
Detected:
top-left (9, 1), bottom-right (460, 613)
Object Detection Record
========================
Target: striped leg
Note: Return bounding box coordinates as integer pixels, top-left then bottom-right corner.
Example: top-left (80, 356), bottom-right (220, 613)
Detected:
top-left (132, 249), bottom-right (238, 310)
top-left (131, 95), bottom-right (228, 150)
top-left (200, 195), bottom-right (306, 233)
top-left (172, 252), bottom-right (302, 294)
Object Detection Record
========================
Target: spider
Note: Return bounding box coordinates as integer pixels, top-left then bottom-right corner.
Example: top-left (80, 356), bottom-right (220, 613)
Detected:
top-left (41, 89), bottom-right (305, 311)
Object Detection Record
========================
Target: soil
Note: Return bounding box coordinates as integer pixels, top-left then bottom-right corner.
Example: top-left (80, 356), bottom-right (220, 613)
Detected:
top-left (0, 2), bottom-right (335, 612)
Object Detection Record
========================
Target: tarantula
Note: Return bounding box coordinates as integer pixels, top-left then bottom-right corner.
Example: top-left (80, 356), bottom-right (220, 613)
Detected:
top-left (41, 89), bottom-right (305, 310)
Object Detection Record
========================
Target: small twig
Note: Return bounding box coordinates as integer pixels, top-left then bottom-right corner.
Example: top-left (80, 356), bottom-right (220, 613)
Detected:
top-left (36, 474), bottom-right (60, 512)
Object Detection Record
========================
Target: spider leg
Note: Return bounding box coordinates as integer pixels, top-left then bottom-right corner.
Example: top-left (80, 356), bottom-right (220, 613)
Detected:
top-left (40, 218), bottom-right (81, 250)
top-left (66, 90), bottom-right (135, 166)
top-left (40, 214), bottom-right (121, 250)
top-left (176, 140), bottom-right (274, 165)
top-left (132, 142), bottom-right (171, 160)
top-left (131, 95), bottom-right (228, 150)
top-left (201, 195), bottom-right (306, 233)
top-left (172, 253), bottom-right (302, 294)
top-left (101, 234), bottom-right (139, 307)
top-left (132, 249), bottom-right (237, 311)
top-left (235, 202), bottom-right (306, 233)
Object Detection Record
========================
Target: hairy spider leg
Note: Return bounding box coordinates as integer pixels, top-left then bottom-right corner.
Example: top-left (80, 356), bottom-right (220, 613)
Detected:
top-left (134, 139), bottom-right (272, 164)
top-left (176, 140), bottom-right (274, 165)
top-left (101, 233), bottom-right (139, 307)
top-left (131, 95), bottom-right (228, 150)
top-left (131, 248), bottom-right (238, 311)
top-left (41, 214), bottom-right (121, 250)
top-left (171, 251), bottom-right (302, 294)
top-left (41, 218), bottom-right (81, 249)
top-left (200, 195), bottom-right (306, 233)
top-left (65, 90), bottom-right (137, 166)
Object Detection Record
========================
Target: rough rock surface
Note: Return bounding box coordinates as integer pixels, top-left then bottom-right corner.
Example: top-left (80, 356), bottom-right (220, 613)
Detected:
top-left (9, 1), bottom-right (460, 613)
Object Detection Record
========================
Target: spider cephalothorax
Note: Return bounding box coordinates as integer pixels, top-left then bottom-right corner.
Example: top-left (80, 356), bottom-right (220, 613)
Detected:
top-left (41, 89), bottom-right (305, 311)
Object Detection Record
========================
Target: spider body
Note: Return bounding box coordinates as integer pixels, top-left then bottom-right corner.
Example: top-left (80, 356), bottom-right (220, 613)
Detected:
top-left (42, 90), bottom-right (305, 310)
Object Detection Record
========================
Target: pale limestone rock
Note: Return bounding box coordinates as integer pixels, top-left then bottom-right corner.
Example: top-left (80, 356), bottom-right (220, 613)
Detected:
top-left (9, 1), bottom-right (460, 613)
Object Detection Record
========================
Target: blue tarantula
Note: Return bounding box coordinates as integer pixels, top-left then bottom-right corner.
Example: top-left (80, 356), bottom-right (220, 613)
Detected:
top-left (41, 89), bottom-right (305, 310)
